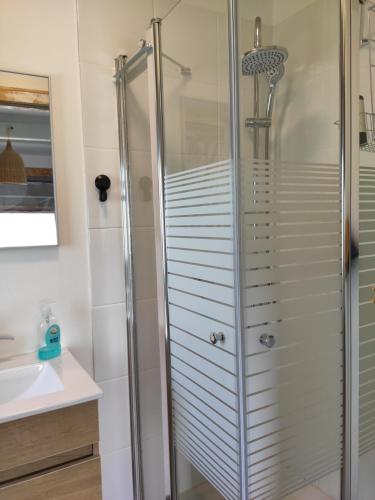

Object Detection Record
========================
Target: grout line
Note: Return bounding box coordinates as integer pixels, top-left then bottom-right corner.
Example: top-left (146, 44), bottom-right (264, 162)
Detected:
top-left (97, 374), bottom-right (129, 385)
top-left (88, 226), bottom-right (155, 231)
top-left (134, 297), bottom-right (158, 304)
top-left (141, 433), bottom-right (163, 443)
top-left (84, 145), bottom-right (120, 152)
top-left (138, 366), bottom-right (162, 376)
top-left (89, 226), bottom-right (124, 230)
top-left (161, 0), bottom-right (183, 21)
top-left (92, 300), bottom-right (126, 308)
top-left (92, 302), bottom-right (126, 309)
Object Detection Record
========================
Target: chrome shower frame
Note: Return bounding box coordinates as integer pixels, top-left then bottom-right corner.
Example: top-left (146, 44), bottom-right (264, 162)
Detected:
top-left (114, 53), bottom-right (147, 500)
top-left (116, 0), bottom-right (361, 498)
top-left (254, 16), bottom-right (260, 159)
top-left (341, 1), bottom-right (360, 499)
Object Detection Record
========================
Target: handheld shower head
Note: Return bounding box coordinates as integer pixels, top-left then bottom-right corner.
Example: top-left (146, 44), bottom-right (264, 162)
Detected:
top-left (263, 63), bottom-right (285, 86)
top-left (264, 64), bottom-right (285, 119)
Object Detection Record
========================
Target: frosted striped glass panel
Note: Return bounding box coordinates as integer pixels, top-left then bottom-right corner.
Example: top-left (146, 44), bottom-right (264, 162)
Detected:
top-left (165, 161), bottom-right (240, 499)
top-left (359, 163), bottom-right (375, 456)
top-left (244, 159), bottom-right (344, 499)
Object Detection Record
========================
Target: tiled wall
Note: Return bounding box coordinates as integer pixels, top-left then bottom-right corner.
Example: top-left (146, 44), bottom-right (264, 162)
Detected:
top-left (76, 1), bottom-right (179, 498)
top-left (272, 0), bottom-right (340, 164)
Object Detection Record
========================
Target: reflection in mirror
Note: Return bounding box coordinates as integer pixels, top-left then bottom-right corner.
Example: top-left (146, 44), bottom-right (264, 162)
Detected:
top-left (0, 70), bottom-right (57, 248)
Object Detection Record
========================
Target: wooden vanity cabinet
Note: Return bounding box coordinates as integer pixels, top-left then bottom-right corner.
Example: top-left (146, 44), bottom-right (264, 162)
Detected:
top-left (0, 401), bottom-right (102, 499)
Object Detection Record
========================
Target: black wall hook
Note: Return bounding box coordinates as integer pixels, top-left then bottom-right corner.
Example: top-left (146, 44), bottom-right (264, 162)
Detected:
top-left (95, 175), bottom-right (111, 202)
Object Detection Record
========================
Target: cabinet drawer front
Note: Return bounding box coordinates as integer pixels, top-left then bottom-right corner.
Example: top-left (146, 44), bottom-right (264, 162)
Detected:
top-left (0, 401), bottom-right (98, 472)
top-left (0, 457), bottom-right (102, 500)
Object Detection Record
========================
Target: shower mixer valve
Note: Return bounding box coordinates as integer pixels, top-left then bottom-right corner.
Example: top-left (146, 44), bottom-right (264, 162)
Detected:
top-left (209, 332), bottom-right (225, 345)
top-left (259, 334), bottom-right (276, 349)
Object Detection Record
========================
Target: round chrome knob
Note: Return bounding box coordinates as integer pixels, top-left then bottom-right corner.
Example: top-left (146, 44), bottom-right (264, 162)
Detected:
top-left (209, 332), bottom-right (225, 345)
top-left (259, 334), bottom-right (275, 349)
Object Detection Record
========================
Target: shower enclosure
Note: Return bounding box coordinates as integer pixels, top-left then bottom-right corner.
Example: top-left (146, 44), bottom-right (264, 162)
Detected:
top-left (114, 0), bottom-right (374, 498)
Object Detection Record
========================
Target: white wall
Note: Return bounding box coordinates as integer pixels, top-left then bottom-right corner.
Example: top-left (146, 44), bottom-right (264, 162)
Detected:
top-left (0, 0), bottom-right (92, 373)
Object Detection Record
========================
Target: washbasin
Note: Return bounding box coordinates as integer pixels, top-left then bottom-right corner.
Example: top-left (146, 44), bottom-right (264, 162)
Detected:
top-left (0, 349), bottom-right (102, 424)
top-left (0, 362), bottom-right (63, 405)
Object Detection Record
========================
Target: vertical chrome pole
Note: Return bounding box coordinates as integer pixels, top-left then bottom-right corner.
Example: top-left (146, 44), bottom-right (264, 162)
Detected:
top-left (147, 18), bottom-right (177, 500)
top-left (254, 77), bottom-right (260, 159)
top-left (228, 1), bottom-right (248, 499)
top-left (265, 126), bottom-right (270, 160)
top-left (253, 16), bottom-right (261, 159)
top-left (115, 55), bottom-right (144, 500)
top-left (341, 0), bottom-right (359, 498)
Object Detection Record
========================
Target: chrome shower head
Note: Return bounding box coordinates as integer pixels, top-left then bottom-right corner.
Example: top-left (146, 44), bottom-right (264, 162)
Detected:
top-left (242, 46), bottom-right (288, 76)
top-left (263, 63), bottom-right (285, 86)
top-left (264, 64), bottom-right (285, 119)
top-left (242, 16), bottom-right (288, 76)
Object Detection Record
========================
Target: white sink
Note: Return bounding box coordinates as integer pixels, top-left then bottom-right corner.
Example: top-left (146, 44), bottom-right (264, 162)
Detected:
top-left (0, 362), bottom-right (63, 405)
top-left (0, 349), bottom-right (102, 424)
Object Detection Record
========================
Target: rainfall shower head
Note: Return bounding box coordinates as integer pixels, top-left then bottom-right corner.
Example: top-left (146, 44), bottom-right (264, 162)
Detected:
top-left (242, 46), bottom-right (288, 76)
top-left (242, 16), bottom-right (288, 76)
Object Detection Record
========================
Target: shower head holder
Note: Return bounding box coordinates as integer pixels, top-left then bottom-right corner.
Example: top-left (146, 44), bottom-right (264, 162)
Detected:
top-left (245, 117), bottom-right (272, 128)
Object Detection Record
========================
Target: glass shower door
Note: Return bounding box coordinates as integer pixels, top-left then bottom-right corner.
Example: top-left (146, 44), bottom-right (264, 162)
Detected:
top-left (238, 1), bottom-right (343, 499)
top-left (159, 1), bottom-right (240, 499)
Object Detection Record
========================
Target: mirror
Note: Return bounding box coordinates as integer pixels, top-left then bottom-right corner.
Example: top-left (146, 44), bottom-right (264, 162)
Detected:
top-left (0, 70), bottom-right (57, 248)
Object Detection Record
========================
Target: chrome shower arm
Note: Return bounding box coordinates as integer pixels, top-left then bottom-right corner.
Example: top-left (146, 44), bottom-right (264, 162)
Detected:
top-left (254, 17), bottom-right (262, 48)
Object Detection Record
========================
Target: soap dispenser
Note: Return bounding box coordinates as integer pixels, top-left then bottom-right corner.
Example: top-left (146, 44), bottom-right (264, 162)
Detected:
top-left (37, 301), bottom-right (61, 361)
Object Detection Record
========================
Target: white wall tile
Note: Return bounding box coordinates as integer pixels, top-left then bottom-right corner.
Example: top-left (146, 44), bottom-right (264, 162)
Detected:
top-left (313, 469), bottom-right (340, 500)
top-left (85, 147), bottom-right (122, 229)
top-left (99, 376), bottom-right (131, 455)
top-left (135, 298), bottom-right (159, 371)
top-left (80, 61), bottom-right (119, 149)
top-left (358, 448), bottom-right (375, 500)
top-left (162, 76), bottom-right (220, 168)
top-left (101, 447), bottom-right (133, 500)
top-left (139, 368), bottom-right (163, 440)
top-left (126, 71), bottom-right (151, 152)
top-left (92, 303), bottom-right (128, 382)
top-left (153, 0), bottom-right (180, 19)
top-left (133, 227), bottom-right (157, 300)
top-left (90, 228), bottom-right (125, 306)
top-left (129, 150), bottom-right (154, 228)
top-left (161, 2), bottom-right (219, 87)
top-left (283, 486), bottom-right (332, 500)
top-left (142, 435), bottom-right (165, 500)
top-left (78, 0), bottom-right (153, 67)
